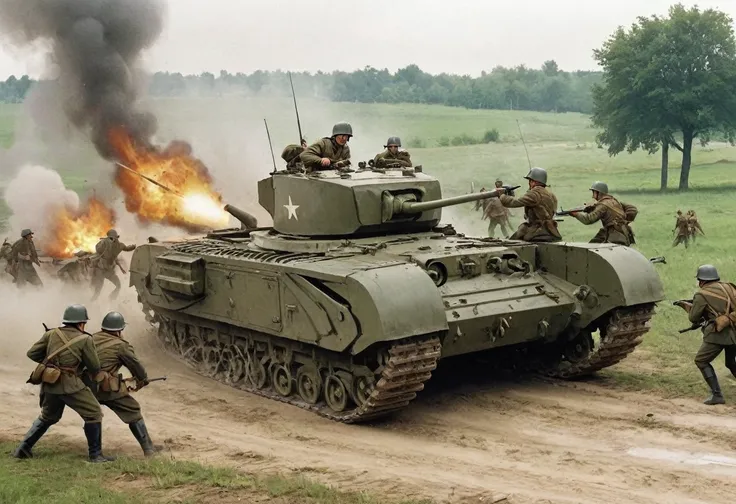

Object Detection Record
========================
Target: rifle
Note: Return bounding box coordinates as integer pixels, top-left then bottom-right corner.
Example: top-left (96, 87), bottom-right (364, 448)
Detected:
top-left (555, 204), bottom-right (595, 217)
top-left (649, 256), bottom-right (667, 264)
top-left (124, 375), bottom-right (167, 392)
top-left (288, 71), bottom-right (304, 145)
top-left (678, 321), bottom-right (706, 333)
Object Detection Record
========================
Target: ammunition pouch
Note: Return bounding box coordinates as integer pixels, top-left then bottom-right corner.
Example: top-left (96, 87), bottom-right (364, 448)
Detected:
top-left (99, 373), bottom-right (123, 393)
top-left (714, 313), bottom-right (736, 332)
top-left (28, 363), bottom-right (61, 385)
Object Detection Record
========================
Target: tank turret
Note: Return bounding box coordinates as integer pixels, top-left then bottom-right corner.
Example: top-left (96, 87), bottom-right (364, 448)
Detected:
top-left (256, 166), bottom-right (513, 237)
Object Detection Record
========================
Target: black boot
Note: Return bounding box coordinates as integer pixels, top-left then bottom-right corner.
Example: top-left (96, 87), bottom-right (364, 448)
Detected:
top-left (700, 366), bottom-right (725, 405)
top-left (12, 418), bottom-right (52, 459)
top-left (83, 423), bottom-right (116, 463)
top-left (129, 419), bottom-right (163, 456)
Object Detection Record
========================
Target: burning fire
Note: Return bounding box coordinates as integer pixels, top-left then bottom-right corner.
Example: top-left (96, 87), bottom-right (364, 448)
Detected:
top-left (44, 198), bottom-right (116, 258)
top-left (110, 128), bottom-right (229, 231)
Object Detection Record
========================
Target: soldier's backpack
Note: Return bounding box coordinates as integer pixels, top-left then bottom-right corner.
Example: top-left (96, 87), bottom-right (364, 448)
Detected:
top-left (27, 329), bottom-right (87, 385)
top-left (702, 283), bottom-right (736, 332)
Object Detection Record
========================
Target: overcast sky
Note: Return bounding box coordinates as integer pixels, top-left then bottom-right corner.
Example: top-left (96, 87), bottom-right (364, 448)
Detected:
top-left (1, 0), bottom-right (735, 79)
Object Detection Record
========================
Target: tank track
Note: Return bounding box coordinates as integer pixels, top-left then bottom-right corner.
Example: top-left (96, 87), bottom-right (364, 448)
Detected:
top-left (537, 303), bottom-right (657, 379)
top-left (154, 312), bottom-right (442, 423)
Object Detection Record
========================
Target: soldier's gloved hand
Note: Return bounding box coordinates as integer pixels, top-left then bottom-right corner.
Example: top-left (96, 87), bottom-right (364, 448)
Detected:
top-left (320, 158), bottom-right (331, 167)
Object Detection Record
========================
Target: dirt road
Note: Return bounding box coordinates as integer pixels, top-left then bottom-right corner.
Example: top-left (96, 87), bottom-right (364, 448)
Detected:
top-left (2, 305), bottom-right (736, 504)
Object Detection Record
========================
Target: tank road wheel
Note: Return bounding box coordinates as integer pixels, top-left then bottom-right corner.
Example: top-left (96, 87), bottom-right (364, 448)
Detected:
top-left (248, 357), bottom-right (268, 390)
top-left (296, 366), bottom-right (323, 404)
top-left (324, 374), bottom-right (349, 412)
top-left (223, 346), bottom-right (245, 385)
top-left (200, 343), bottom-right (223, 377)
top-left (563, 331), bottom-right (593, 363)
top-left (272, 364), bottom-right (293, 397)
top-left (352, 375), bottom-right (375, 407)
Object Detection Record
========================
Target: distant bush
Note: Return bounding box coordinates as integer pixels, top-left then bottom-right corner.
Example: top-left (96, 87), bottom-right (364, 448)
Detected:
top-left (405, 137), bottom-right (426, 148)
top-left (436, 136), bottom-right (451, 147)
top-left (451, 133), bottom-right (480, 146)
top-left (482, 128), bottom-right (500, 143)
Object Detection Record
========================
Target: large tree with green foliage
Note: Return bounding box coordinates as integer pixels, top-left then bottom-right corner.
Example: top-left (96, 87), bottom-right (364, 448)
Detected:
top-left (592, 4), bottom-right (736, 190)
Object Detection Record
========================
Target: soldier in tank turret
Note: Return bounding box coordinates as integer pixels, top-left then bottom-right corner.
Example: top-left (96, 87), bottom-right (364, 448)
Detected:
top-left (373, 137), bottom-right (412, 168)
top-left (281, 138), bottom-right (308, 170)
top-left (299, 122), bottom-right (352, 171)
top-left (496, 167), bottom-right (561, 242)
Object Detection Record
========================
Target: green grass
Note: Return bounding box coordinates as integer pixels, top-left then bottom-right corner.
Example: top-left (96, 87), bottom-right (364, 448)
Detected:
top-left (0, 439), bottom-right (432, 504)
top-left (0, 97), bottom-right (733, 400)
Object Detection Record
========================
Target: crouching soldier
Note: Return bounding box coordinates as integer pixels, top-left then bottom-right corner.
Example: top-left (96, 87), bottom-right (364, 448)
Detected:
top-left (91, 311), bottom-right (163, 456)
top-left (13, 305), bottom-right (114, 463)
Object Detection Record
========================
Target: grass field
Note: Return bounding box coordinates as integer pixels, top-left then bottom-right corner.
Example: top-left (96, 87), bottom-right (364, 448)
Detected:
top-left (1, 97), bottom-right (736, 497)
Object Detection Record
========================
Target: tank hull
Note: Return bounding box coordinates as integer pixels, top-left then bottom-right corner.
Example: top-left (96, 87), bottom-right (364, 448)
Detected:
top-left (130, 229), bottom-right (664, 422)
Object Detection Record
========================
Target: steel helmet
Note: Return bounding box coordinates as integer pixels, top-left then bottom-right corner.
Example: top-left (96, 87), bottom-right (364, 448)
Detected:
top-left (101, 311), bottom-right (126, 331)
top-left (62, 304), bottom-right (89, 324)
top-left (590, 181), bottom-right (608, 194)
top-left (331, 122), bottom-right (353, 137)
top-left (385, 136), bottom-right (401, 147)
top-left (696, 264), bottom-right (719, 282)
top-left (524, 167), bottom-right (548, 185)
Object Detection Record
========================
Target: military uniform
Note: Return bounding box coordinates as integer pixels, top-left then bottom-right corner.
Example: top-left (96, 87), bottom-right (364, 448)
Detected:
top-left (13, 305), bottom-right (114, 462)
top-left (573, 183), bottom-right (637, 246)
top-left (483, 200), bottom-right (511, 239)
top-left (673, 211), bottom-right (689, 248)
top-left (281, 143), bottom-right (306, 169)
top-left (9, 230), bottom-right (43, 287)
top-left (58, 254), bottom-right (92, 284)
top-left (500, 168), bottom-right (560, 242)
top-left (373, 150), bottom-right (412, 168)
top-left (687, 210), bottom-right (705, 242)
top-left (687, 265), bottom-right (736, 405)
top-left (91, 230), bottom-right (135, 300)
top-left (299, 122), bottom-right (352, 172)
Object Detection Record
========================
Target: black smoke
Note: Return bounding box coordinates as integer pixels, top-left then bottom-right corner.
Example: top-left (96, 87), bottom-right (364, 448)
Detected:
top-left (0, 0), bottom-right (166, 159)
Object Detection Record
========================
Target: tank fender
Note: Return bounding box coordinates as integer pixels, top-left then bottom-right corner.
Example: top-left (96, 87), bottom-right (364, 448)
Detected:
top-left (344, 263), bottom-right (449, 355)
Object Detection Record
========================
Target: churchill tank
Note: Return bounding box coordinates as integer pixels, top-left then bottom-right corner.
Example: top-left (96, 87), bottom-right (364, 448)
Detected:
top-left (129, 162), bottom-right (665, 423)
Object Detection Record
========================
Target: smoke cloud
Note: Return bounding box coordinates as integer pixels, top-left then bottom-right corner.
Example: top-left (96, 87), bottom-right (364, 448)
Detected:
top-left (0, 0), bottom-right (166, 158)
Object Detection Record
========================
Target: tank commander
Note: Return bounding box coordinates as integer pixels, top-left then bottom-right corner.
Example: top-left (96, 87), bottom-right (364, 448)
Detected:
top-left (12, 305), bottom-right (115, 463)
top-left (281, 138), bottom-right (308, 169)
top-left (568, 181), bottom-right (637, 246)
top-left (89, 311), bottom-right (163, 456)
top-left (299, 122), bottom-right (352, 171)
top-left (496, 167), bottom-right (561, 242)
top-left (675, 265), bottom-right (736, 405)
top-left (373, 137), bottom-right (412, 168)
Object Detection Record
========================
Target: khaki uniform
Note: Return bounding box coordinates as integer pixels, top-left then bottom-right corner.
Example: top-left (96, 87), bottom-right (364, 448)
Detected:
top-left (281, 144), bottom-right (305, 169)
top-left (91, 330), bottom-right (148, 424)
top-left (8, 238), bottom-right (43, 287)
top-left (673, 215), bottom-right (689, 247)
top-left (574, 195), bottom-right (637, 246)
top-left (688, 214), bottom-right (704, 241)
top-left (500, 186), bottom-right (561, 242)
top-left (300, 137), bottom-right (350, 171)
top-left (91, 238), bottom-right (135, 300)
top-left (373, 149), bottom-right (412, 168)
top-left (689, 281), bottom-right (736, 376)
top-left (58, 257), bottom-right (92, 284)
top-left (26, 327), bottom-right (103, 424)
top-left (482, 197), bottom-right (511, 238)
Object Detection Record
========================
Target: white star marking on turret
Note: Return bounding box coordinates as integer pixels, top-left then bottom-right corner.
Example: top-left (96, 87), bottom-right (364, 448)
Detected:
top-left (284, 195), bottom-right (299, 220)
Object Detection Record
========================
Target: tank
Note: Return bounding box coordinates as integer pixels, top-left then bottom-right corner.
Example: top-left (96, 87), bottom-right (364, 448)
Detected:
top-left (129, 163), bottom-right (665, 423)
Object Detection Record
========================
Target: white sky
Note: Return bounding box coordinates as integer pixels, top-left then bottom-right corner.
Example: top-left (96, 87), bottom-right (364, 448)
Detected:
top-left (0, 0), bottom-right (735, 79)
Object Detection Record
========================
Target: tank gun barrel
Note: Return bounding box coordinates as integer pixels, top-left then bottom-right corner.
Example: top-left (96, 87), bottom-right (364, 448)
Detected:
top-left (224, 204), bottom-right (258, 230)
top-left (400, 186), bottom-right (518, 214)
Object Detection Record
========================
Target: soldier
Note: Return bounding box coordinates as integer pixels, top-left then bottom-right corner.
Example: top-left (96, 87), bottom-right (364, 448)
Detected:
top-left (57, 251), bottom-right (93, 284)
top-left (672, 210), bottom-right (689, 248)
top-left (8, 228), bottom-right (43, 287)
top-left (299, 122), bottom-right (352, 171)
top-left (90, 311), bottom-right (162, 456)
top-left (90, 229), bottom-right (136, 301)
top-left (373, 137), bottom-right (412, 168)
top-left (483, 179), bottom-right (511, 238)
top-left (678, 265), bottom-right (736, 405)
top-left (12, 304), bottom-right (114, 462)
top-left (569, 181), bottom-right (637, 246)
top-left (497, 167), bottom-right (561, 242)
top-left (687, 210), bottom-right (705, 242)
top-left (281, 138), bottom-right (308, 170)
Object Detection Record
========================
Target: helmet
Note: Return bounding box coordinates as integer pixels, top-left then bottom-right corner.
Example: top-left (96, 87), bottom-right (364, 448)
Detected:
top-left (696, 264), bottom-right (720, 282)
top-left (101, 311), bottom-right (126, 331)
top-left (590, 181), bottom-right (608, 194)
top-left (677, 209), bottom-right (682, 214)
top-left (331, 122), bottom-right (353, 137)
top-left (62, 304), bottom-right (89, 324)
top-left (385, 136), bottom-right (401, 147)
top-left (495, 179), bottom-right (503, 187)
top-left (107, 229), bottom-right (119, 239)
top-left (524, 167), bottom-right (548, 185)
top-left (21, 229), bottom-right (33, 238)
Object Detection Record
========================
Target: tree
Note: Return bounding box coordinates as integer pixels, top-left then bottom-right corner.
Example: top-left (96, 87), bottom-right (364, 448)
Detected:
top-left (592, 4), bottom-right (736, 190)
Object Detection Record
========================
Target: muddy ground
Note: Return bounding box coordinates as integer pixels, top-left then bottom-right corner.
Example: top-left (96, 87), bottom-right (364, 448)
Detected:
top-left (1, 293), bottom-right (736, 504)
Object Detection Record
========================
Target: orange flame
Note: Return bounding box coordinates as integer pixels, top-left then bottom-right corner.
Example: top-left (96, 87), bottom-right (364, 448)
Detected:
top-left (109, 128), bottom-right (229, 231)
top-left (43, 198), bottom-right (116, 258)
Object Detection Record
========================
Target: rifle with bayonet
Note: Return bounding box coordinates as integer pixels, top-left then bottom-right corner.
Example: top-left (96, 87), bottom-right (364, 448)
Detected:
top-left (555, 204), bottom-right (595, 218)
top-left (671, 299), bottom-right (708, 333)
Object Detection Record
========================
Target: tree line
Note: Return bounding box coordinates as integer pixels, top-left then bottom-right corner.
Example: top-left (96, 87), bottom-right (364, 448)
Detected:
top-left (1, 63), bottom-right (600, 114)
